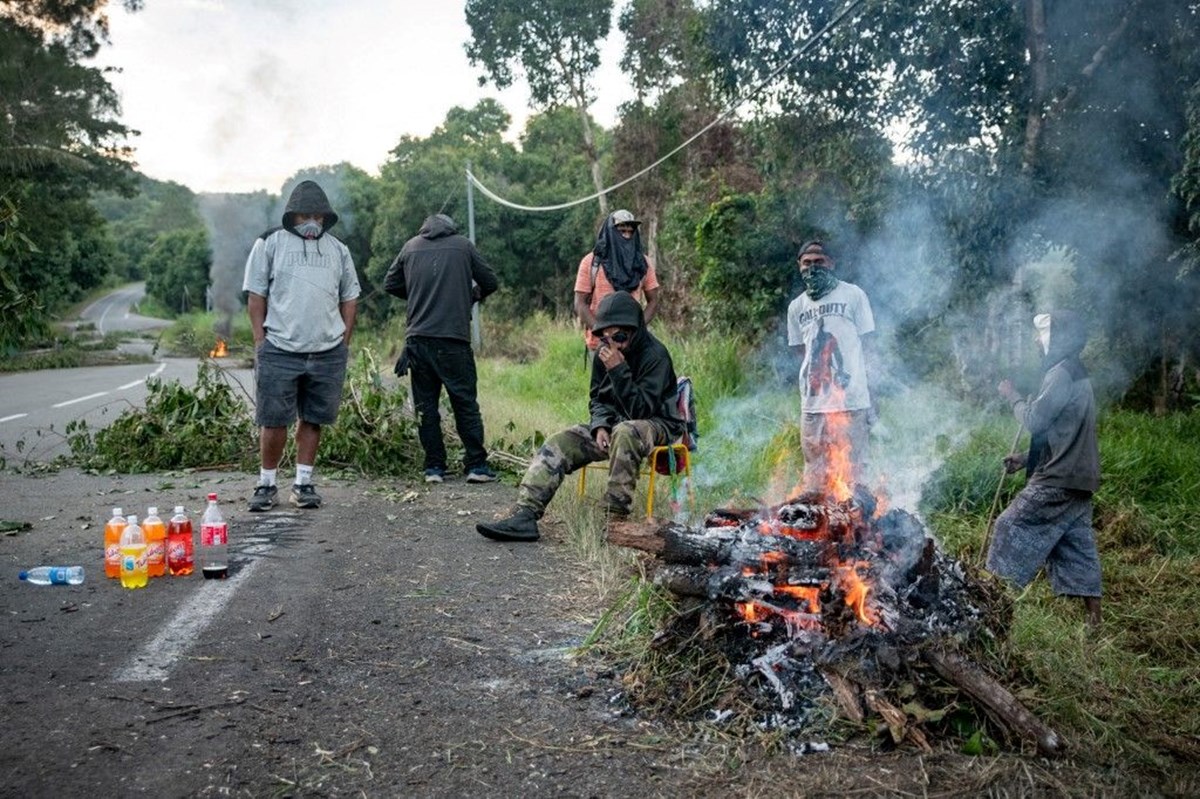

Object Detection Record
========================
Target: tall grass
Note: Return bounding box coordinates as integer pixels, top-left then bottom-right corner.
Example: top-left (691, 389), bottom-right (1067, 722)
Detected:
top-left (477, 315), bottom-right (1200, 782)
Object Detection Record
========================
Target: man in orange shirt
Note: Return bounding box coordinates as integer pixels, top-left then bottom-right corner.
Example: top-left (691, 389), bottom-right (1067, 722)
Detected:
top-left (573, 209), bottom-right (660, 353)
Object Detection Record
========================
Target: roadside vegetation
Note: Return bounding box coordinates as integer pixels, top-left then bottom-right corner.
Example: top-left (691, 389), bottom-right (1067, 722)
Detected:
top-left (46, 310), bottom-right (1200, 790)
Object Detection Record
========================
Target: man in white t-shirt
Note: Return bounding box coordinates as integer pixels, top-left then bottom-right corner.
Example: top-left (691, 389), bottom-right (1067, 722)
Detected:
top-left (785, 240), bottom-right (876, 496)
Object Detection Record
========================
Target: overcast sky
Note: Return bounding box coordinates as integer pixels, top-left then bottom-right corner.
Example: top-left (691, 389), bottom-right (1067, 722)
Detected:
top-left (94, 1), bottom-right (630, 195)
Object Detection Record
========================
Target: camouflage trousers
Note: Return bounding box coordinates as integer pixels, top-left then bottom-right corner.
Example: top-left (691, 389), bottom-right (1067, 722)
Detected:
top-left (517, 420), bottom-right (670, 517)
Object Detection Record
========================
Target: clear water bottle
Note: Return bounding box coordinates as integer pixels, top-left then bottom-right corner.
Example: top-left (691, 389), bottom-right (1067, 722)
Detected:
top-left (19, 566), bottom-right (85, 585)
top-left (200, 492), bottom-right (228, 580)
top-left (120, 514), bottom-right (148, 589)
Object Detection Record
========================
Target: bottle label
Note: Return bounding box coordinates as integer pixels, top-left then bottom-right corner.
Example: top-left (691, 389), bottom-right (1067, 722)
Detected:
top-left (105, 543), bottom-right (120, 565)
top-left (201, 522), bottom-right (228, 547)
top-left (168, 539), bottom-right (193, 564)
top-left (49, 567), bottom-right (68, 585)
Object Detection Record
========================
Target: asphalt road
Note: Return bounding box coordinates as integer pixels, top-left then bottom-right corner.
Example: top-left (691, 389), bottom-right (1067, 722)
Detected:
top-left (78, 282), bottom-right (173, 336)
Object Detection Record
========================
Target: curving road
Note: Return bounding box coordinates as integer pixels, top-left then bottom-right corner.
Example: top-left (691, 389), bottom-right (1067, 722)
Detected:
top-left (78, 281), bottom-right (173, 335)
top-left (0, 284), bottom-right (253, 462)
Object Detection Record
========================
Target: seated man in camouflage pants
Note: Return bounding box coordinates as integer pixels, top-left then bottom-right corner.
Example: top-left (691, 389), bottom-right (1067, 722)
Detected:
top-left (477, 291), bottom-right (685, 542)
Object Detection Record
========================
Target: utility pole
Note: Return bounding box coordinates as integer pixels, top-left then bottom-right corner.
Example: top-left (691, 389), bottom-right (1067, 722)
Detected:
top-left (466, 162), bottom-right (481, 350)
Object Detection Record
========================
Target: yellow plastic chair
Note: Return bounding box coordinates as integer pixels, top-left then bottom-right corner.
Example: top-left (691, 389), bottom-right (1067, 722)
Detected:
top-left (576, 441), bottom-right (693, 519)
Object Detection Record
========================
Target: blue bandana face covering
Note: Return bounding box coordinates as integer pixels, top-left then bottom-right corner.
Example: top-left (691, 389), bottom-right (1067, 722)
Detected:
top-left (295, 220), bottom-right (322, 239)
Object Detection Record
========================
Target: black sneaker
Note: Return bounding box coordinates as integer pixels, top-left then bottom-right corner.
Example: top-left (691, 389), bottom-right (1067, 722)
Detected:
top-left (476, 507), bottom-right (540, 542)
top-left (248, 484), bottom-right (278, 512)
top-left (290, 483), bottom-right (322, 509)
top-left (465, 465), bottom-right (498, 483)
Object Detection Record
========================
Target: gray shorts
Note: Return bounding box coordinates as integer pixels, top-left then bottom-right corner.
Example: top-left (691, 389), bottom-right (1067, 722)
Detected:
top-left (987, 483), bottom-right (1102, 597)
top-left (254, 339), bottom-right (349, 428)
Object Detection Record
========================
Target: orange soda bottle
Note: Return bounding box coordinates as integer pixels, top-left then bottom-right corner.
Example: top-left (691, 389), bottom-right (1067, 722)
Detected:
top-left (143, 506), bottom-right (166, 578)
top-left (119, 514), bottom-right (148, 589)
top-left (167, 505), bottom-right (194, 576)
top-left (104, 507), bottom-right (126, 579)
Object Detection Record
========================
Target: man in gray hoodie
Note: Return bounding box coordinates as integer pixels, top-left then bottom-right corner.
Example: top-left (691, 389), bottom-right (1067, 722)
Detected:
top-left (384, 214), bottom-right (499, 484)
top-left (990, 310), bottom-right (1102, 626)
top-left (243, 180), bottom-right (360, 512)
top-left (476, 291), bottom-right (685, 542)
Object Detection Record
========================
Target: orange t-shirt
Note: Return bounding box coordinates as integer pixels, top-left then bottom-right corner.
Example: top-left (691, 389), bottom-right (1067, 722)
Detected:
top-left (573, 252), bottom-right (659, 349)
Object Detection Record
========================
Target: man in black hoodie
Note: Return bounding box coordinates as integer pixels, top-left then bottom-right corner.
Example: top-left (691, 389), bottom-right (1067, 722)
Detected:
top-left (243, 180), bottom-right (360, 512)
top-left (477, 291), bottom-right (685, 542)
top-left (990, 310), bottom-right (1102, 626)
top-left (384, 214), bottom-right (499, 483)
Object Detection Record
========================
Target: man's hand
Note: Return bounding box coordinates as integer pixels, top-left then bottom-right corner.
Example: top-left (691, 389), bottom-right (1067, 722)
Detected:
top-left (1003, 453), bottom-right (1025, 474)
top-left (594, 428), bottom-right (611, 452)
top-left (597, 342), bottom-right (625, 370)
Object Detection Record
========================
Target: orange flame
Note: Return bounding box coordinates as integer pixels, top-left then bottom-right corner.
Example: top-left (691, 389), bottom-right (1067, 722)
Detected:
top-left (209, 339), bottom-right (228, 358)
top-left (837, 564), bottom-right (878, 626)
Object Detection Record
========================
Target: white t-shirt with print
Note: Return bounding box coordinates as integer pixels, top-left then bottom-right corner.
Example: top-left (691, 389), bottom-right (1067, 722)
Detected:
top-left (786, 280), bottom-right (875, 413)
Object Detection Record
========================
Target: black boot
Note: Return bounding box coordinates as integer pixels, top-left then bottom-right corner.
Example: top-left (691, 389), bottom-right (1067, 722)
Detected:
top-left (476, 507), bottom-right (540, 542)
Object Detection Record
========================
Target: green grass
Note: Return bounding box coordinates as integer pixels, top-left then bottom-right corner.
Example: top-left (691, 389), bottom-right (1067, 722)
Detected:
top-left (474, 317), bottom-right (1200, 785)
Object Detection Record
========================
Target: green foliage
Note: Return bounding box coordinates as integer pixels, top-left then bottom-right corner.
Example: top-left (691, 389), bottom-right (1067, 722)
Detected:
top-left (313, 349), bottom-right (422, 476)
top-left (93, 175), bottom-right (203, 281)
top-left (465, 0), bottom-right (611, 107)
top-left (66, 360), bottom-right (256, 472)
top-left (142, 228), bottom-right (211, 317)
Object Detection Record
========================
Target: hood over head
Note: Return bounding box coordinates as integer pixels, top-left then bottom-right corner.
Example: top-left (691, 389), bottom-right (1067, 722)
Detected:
top-left (592, 291), bottom-right (644, 334)
top-left (1044, 310), bottom-right (1087, 361)
top-left (419, 213), bottom-right (458, 240)
top-left (282, 180), bottom-right (338, 230)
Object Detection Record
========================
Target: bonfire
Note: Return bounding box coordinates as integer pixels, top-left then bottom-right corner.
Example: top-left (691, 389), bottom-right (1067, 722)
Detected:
top-left (606, 414), bottom-right (1063, 756)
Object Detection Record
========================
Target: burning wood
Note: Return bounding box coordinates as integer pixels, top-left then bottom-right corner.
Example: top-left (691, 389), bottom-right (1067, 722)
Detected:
top-left (209, 339), bottom-right (229, 358)
top-left (608, 492), bottom-right (1064, 755)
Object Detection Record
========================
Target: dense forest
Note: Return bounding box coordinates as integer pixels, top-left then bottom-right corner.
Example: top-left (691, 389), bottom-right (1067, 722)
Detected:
top-left (4, 0), bottom-right (1199, 411)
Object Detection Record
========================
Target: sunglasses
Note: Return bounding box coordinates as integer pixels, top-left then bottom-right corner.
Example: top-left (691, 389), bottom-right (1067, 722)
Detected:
top-left (600, 330), bottom-right (631, 344)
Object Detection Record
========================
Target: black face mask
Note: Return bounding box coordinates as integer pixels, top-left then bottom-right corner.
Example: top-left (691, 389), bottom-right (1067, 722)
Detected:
top-left (801, 266), bottom-right (838, 300)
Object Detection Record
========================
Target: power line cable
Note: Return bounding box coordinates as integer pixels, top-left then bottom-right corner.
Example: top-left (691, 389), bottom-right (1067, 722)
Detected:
top-left (466, 0), bottom-right (868, 213)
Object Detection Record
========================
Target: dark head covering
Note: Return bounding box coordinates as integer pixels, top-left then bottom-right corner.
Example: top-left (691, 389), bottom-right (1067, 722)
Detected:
top-left (592, 211), bottom-right (649, 293)
top-left (797, 239), bottom-right (833, 263)
top-left (281, 180), bottom-right (338, 230)
top-left (419, 213), bottom-right (458, 240)
top-left (592, 290), bottom-right (644, 334)
top-left (1026, 309), bottom-right (1090, 472)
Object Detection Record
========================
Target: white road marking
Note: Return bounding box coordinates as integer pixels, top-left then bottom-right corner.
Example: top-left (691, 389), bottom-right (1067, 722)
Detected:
top-left (118, 380), bottom-right (144, 390)
top-left (52, 391), bottom-right (108, 408)
top-left (0, 413), bottom-right (28, 423)
top-left (113, 547), bottom-right (273, 683)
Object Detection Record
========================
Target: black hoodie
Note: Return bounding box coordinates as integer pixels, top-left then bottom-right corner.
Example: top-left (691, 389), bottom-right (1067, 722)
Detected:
top-left (1014, 310), bottom-right (1101, 492)
top-left (383, 214), bottom-right (499, 342)
top-left (281, 180), bottom-right (339, 235)
top-left (588, 292), bottom-right (685, 439)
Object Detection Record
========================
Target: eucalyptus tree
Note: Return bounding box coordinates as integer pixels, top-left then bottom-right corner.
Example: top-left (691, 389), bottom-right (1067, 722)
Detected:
top-left (464, 0), bottom-right (613, 215)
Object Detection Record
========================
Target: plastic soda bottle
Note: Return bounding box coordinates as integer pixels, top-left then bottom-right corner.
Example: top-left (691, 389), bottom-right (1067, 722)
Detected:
top-left (200, 493), bottom-right (228, 580)
top-left (143, 506), bottom-right (167, 578)
top-left (167, 505), bottom-right (194, 576)
top-left (104, 507), bottom-right (126, 579)
top-left (20, 566), bottom-right (85, 585)
top-left (119, 514), bottom-right (148, 589)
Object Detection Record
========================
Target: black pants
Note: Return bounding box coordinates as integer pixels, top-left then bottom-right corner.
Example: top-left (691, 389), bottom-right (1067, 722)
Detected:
top-left (406, 336), bottom-right (487, 472)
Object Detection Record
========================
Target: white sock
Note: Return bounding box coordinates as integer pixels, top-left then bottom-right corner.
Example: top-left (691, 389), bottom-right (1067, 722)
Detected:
top-left (295, 464), bottom-right (313, 486)
top-left (260, 468), bottom-right (277, 487)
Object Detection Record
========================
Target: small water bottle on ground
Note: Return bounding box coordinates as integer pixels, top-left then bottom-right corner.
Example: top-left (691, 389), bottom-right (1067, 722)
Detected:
top-left (200, 493), bottom-right (228, 580)
top-left (19, 566), bottom-right (85, 585)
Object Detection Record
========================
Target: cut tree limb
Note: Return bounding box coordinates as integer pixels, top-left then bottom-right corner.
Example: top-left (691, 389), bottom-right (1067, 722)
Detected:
top-left (924, 647), bottom-right (1066, 757)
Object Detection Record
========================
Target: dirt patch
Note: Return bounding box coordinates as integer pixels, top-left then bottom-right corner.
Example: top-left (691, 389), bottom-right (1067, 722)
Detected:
top-left (0, 468), bottom-right (1180, 796)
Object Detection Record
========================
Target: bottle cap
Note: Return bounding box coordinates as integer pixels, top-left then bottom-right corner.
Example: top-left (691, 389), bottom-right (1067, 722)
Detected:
top-left (174, 505), bottom-right (185, 514)
top-left (113, 507), bottom-right (123, 516)
top-left (127, 515), bottom-right (138, 525)
top-left (207, 493), bottom-right (217, 501)
top-left (148, 507), bottom-right (158, 515)
top-left (18, 571), bottom-right (28, 580)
